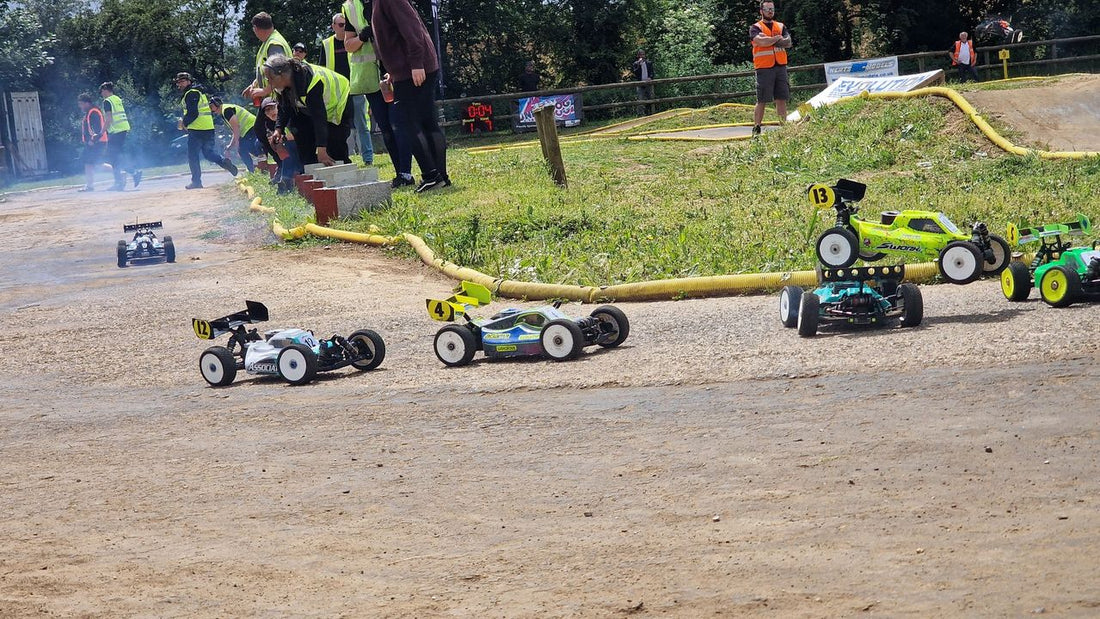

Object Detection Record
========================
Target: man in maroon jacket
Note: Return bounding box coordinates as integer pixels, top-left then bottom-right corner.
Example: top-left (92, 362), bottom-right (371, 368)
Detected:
top-left (372, 0), bottom-right (450, 192)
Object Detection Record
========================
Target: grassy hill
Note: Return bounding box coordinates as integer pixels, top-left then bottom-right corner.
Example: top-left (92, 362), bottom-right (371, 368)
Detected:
top-left (260, 92), bottom-right (1100, 286)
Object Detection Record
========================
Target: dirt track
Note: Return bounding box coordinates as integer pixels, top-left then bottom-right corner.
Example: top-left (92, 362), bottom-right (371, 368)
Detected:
top-left (2, 170), bottom-right (1099, 616)
top-left (965, 74), bottom-right (1100, 151)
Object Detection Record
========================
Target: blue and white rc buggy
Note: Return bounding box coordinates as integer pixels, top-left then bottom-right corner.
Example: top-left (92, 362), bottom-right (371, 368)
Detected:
top-left (426, 281), bottom-right (630, 366)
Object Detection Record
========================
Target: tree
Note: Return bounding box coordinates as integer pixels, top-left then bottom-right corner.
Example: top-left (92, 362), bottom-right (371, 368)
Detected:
top-left (0, 5), bottom-right (55, 89)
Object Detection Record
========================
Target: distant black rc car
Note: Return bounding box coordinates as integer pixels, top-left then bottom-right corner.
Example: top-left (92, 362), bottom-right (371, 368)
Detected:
top-left (118, 221), bottom-right (174, 268)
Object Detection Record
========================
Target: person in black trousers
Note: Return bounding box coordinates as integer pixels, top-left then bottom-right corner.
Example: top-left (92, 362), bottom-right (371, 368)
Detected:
top-left (372, 0), bottom-right (449, 192)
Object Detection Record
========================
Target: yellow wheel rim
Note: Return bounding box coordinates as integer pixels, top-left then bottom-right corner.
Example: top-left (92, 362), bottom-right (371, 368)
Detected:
top-left (1041, 269), bottom-right (1068, 303)
top-left (1001, 268), bottom-right (1015, 298)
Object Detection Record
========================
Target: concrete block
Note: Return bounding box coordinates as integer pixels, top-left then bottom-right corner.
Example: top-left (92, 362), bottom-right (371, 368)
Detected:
top-left (335, 181), bottom-right (392, 218)
top-left (309, 163), bottom-right (359, 185)
top-left (312, 180), bottom-right (392, 225)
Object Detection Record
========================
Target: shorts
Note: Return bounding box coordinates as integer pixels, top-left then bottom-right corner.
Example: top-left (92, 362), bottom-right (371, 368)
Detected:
top-left (81, 142), bottom-right (106, 165)
top-left (755, 65), bottom-right (790, 103)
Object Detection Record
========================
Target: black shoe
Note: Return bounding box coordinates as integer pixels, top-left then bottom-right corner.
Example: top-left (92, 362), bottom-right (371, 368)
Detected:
top-left (751, 125), bottom-right (762, 137)
top-left (222, 160), bottom-right (240, 176)
top-left (132, 170), bottom-right (143, 187)
top-left (415, 175), bottom-right (442, 193)
top-left (391, 175), bottom-right (415, 188)
top-left (185, 183), bottom-right (203, 190)
top-left (441, 174), bottom-right (452, 188)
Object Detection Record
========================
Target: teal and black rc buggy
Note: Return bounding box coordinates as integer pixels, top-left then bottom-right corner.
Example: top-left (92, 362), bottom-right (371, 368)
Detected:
top-left (779, 264), bottom-right (923, 337)
top-left (1000, 214), bottom-right (1100, 307)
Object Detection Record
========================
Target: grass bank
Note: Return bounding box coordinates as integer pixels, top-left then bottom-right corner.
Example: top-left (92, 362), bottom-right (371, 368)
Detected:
top-left (249, 93), bottom-right (1100, 286)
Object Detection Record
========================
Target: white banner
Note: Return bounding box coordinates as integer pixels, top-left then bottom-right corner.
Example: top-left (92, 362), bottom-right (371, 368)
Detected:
top-left (788, 70), bottom-right (945, 121)
top-left (823, 56), bottom-right (899, 84)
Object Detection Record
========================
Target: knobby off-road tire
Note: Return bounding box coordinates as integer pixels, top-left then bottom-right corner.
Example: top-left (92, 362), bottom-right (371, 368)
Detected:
top-left (277, 344), bottom-right (318, 385)
top-left (434, 324), bottom-right (477, 367)
top-left (349, 329), bottom-right (386, 371)
top-left (938, 241), bottom-right (983, 285)
top-left (199, 346), bottom-right (237, 387)
top-left (541, 319), bottom-right (584, 361)
top-left (816, 228), bottom-right (859, 269)
top-left (590, 305), bottom-right (630, 348)
top-left (898, 283), bottom-right (923, 328)
top-left (1001, 262), bottom-right (1032, 301)
top-left (779, 286), bottom-right (803, 328)
top-left (797, 293), bottom-right (820, 337)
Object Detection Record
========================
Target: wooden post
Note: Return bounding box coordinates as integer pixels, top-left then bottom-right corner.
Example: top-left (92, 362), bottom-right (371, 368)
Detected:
top-left (534, 103), bottom-right (567, 188)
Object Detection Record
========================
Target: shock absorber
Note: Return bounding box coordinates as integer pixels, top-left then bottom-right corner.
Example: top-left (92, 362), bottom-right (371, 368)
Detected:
top-left (1086, 256), bottom-right (1100, 282)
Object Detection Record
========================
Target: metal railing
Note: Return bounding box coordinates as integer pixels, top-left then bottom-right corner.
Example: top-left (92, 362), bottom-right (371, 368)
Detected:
top-left (440, 33), bottom-right (1100, 130)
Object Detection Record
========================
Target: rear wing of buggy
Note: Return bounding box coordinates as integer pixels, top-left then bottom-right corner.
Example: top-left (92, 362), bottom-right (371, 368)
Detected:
top-left (818, 264), bottom-right (905, 284)
top-left (124, 221), bottom-right (163, 232)
top-left (425, 281), bottom-right (493, 322)
top-left (192, 300), bottom-right (269, 340)
top-left (1007, 214), bottom-right (1092, 246)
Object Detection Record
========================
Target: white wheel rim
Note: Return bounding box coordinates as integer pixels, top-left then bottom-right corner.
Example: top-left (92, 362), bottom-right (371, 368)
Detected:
top-left (984, 240), bottom-right (1007, 272)
top-left (435, 330), bottom-right (467, 364)
top-left (780, 290), bottom-right (791, 320)
top-left (542, 324), bottom-right (575, 358)
top-left (819, 232), bottom-right (854, 266)
top-left (942, 246), bottom-right (978, 281)
top-left (279, 349), bottom-right (309, 381)
top-left (200, 352), bottom-right (225, 383)
top-left (351, 335), bottom-right (376, 367)
top-left (594, 313), bottom-right (621, 339)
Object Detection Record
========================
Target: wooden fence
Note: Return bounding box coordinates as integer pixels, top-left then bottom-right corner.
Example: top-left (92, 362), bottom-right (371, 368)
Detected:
top-left (439, 34), bottom-right (1100, 130)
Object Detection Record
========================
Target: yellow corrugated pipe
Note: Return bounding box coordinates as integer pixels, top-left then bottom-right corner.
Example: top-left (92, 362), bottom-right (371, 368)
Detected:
top-left (235, 173), bottom-right (986, 301)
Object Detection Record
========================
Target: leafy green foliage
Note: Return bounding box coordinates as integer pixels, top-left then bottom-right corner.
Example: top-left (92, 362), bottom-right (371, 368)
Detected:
top-left (0, 6), bottom-right (55, 88)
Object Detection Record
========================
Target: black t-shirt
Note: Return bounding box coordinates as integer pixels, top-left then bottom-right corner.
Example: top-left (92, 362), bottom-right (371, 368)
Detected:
top-left (519, 72), bottom-right (539, 92)
top-left (102, 99), bottom-right (113, 112)
top-left (321, 36), bottom-right (351, 78)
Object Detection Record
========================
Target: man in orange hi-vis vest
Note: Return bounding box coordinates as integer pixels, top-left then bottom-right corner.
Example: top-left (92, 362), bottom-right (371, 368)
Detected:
top-left (750, 1), bottom-right (792, 136)
top-left (948, 31), bottom-right (980, 83)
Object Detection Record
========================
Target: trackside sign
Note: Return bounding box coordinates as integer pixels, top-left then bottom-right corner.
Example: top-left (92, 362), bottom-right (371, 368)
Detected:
top-left (788, 69), bottom-right (945, 121)
top-left (824, 56), bottom-right (899, 84)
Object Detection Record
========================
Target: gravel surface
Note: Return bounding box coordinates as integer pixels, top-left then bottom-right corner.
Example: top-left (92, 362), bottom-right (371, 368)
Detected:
top-left (1, 173), bottom-right (1098, 616)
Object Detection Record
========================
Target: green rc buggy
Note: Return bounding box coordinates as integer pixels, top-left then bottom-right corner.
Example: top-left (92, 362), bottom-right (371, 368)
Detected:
top-left (1000, 214), bottom-right (1100, 307)
top-left (809, 179), bottom-right (1010, 285)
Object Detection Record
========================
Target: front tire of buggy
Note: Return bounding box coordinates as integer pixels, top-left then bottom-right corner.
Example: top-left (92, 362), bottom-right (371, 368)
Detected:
top-left (898, 283), bottom-right (923, 328)
top-left (164, 236), bottom-right (176, 263)
top-left (349, 329), bottom-right (386, 371)
top-left (117, 240), bottom-right (127, 268)
top-left (779, 286), bottom-right (802, 328)
top-left (797, 293), bottom-right (820, 337)
top-left (1001, 262), bottom-right (1032, 301)
top-left (982, 234), bottom-right (1009, 275)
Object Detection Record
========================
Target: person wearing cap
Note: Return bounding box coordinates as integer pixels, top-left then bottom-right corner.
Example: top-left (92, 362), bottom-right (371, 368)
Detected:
top-left (175, 72), bottom-right (238, 189)
top-left (293, 42), bottom-right (307, 61)
top-left (343, 0), bottom-right (414, 187)
top-left (263, 56), bottom-right (352, 167)
top-left (99, 81), bottom-right (142, 190)
top-left (76, 93), bottom-right (110, 192)
top-left (209, 97), bottom-right (260, 173)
